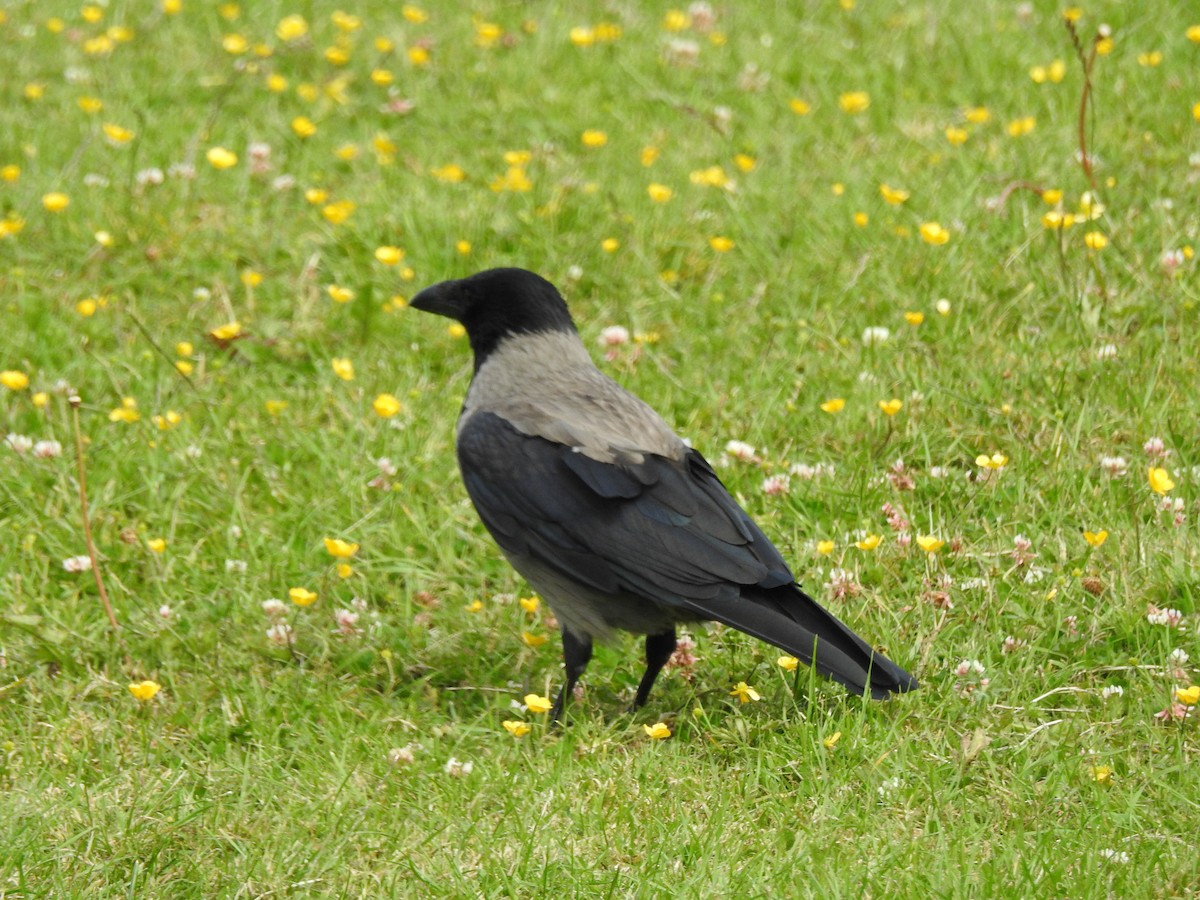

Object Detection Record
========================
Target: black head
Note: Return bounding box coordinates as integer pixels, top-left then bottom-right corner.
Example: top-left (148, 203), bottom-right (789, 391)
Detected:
top-left (410, 268), bottom-right (577, 364)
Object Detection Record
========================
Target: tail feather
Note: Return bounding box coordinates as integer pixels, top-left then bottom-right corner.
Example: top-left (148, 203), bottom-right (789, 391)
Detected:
top-left (684, 584), bottom-right (918, 699)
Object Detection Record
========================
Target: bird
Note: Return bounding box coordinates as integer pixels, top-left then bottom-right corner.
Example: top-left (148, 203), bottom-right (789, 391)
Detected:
top-left (411, 267), bottom-right (918, 720)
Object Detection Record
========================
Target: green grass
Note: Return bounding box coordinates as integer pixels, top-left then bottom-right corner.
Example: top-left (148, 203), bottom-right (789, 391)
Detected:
top-left (2, 0), bottom-right (1199, 895)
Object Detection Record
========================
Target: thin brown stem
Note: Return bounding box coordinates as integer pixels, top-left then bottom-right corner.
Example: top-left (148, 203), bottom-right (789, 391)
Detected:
top-left (69, 396), bottom-right (119, 631)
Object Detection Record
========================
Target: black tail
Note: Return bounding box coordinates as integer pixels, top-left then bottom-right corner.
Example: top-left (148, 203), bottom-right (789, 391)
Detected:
top-left (686, 584), bottom-right (918, 699)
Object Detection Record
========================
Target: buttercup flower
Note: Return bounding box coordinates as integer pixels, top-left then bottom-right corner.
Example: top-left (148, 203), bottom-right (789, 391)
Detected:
top-left (839, 91), bottom-right (870, 114)
top-left (820, 398), bottom-right (845, 414)
top-left (323, 537), bottom-right (359, 558)
top-left (1148, 467), bottom-right (1175, 494)
top-left (129, 680), bottom-right (161, 701)
top-left (524, 694), bottom-right (552, 714)
top-left (643, 722), bottom-right (671, 739)
top-left (373, 393), bottom-right (402, 417)
top-left (730, 681), bottom-right (761, 703)
top-left (503, 720), bottom-right (531, 737)
top-left (289, 587), bottom-right (318, 606)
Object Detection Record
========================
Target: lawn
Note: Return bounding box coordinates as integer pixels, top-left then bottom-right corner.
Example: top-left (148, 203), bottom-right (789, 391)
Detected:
top-left (2, 0), bottom-right (1199, 896)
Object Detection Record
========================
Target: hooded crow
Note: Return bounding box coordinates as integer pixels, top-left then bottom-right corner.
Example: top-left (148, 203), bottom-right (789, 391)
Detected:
top-left (412, 267), bottom-right (918, 719)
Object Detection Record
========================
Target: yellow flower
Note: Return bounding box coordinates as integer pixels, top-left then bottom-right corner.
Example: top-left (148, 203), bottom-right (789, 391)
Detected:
top-left (581, 129), bottom-right (608, 148)
top-left (1006, 116), bottom-right (1036, 138)
top-left (690, 166), bottom-right (730, 188)
top-left (147, 538), bottom-right (166, 553)
top-left (128, 680), bottom-right (161, 701)
top-left (375, 246), bottom-right (405, 265)
top-left (789, 98), bottom-right (812, 116)
top-left (916, 535), bottom-right (944, 554)
top-left (456, 240), bottom-right (471, 255)
top-left (403, 5), bottom-right (429, 24)
top-left (371, 68), bottom-right (395, 86)
top-left (975, 452), bottom-right (1008, 469)
top-left (820, 398), bottom-right (845, 414)
top-left (322, 200), bottom-right (356, 224)
top-left (267, 73), bottom-right (288, 92)
top-left (708, 236), bottom-right (734, 253)
top-left (240, 269), bottom-right (263, 287)
top-left (734, 154), bottom-right (756, 173)
top-left (777, 655), bottom-right (799, 672)
top-left (853, 212), bottom-right (869, 227)
top-left (729, 681), bottom-right (761, 704)
top-left (323, 537), bottom-right (360, 559)
top-left (838, 91), bottom-right (870, 114)
top-left (519, 595), bottom-right (540, 614)
top-left (1083, 530), bottom-right (1108, 548)
top-left (42, 192), bottom-right (70, 212)
top-left (32, 392), bottom-right (48, 408)
top-left (1062, 7), bottom-right (1082, 22)
top-left (1, 371), bottom-right (30, 391)
top-left (1176, 685), bottom-right (1200, 706)
top-left (640, 146), bottom-right (660, 167)
top-left (275, 14), bottom-right (308, 42)
top-left (334, 144), bottom-right (359, 161)
top-left (1096, 37), bottom-right (1113, 55)
top-left (1, 164), bottom-right (19, 181)
top-left (1089, 765), bottom-right (1113, 785)
top-left (879, 184), bottom-right (909, 205)
top-left (373, 393), bottom-right (402, 418)
top-left (601, 238), bottom-right (619, 253)
top-left (503, 720), bottom-right (531, 737)
top-left (944, 126), bottom-right (969, 146)
top-left (919, 222), bottom-right (950, 245)
top-left (904, 311), bottom-right (924, 326)
top-left (222, 33), bottom-right (248, 54)
top-left (663, 9), bottom-right (689, 30)
top-left (823, 731), bottom-right (842, 750)
top-left (643, 722), bottom-right (671, 740)
top-left (465, 599), bottom-right (483, 613)
top-left (1148, 467), bottom-right (1175, 495)
top-left (108, 397), bottom-right (140, 423)
top-left (162, 0), bottom-right (181, 14)
top-left (1084, 231), bottom-right (1108, 250)
top-left (647, 183), bottom-right (673, 203)
top-left (336, 563), bottom-right (353, 578)
top-left (521, 631), bottom-right (548, 647)
top-left (265, 400), bottom-right (288, 416)
top-left (102, 122), bottom-right (135, 144)
top-left (331, 357), bottom-right (354, 381)
top-left (524, 694), bottom-right (552, 714)
top-left (448, 323), bottom-right (467, 339)
top-left (175, 361), bottom-right (194, 376)
top-left (1137, 51), bottom-right (1162, 68)
top-left (431, 164), bottom-right (465, 183)
top-left (1041, 211), bottom-right (1076, 230)
top-left (327, 285), bottom-right (355, 303)
top-left (816, 540), bottom-right (835, 555)
top-left (489, 166), bottom-right (532, 192)
top-left (856, 534), bottom-right (882, 551)
top-left (965, 106), bottom-right (990, 124)
top-left (1188, 25), bottom-right (1200, 43)
top-left (291, 116), bottom-right (317, 138)
top-left (289, 587), bottom-right (318, 606)
top-left (878, 398), bottom-right (902, 416)
top-left (210, 321), bottom-right (241, 341)
top-left (152, 410), bottom-right (181, 430)
top-left (206, 147), bottom-right (238, 169)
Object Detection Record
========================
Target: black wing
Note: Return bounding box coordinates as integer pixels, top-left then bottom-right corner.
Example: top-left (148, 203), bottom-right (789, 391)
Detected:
top-left (456, 411), bottom-right (917, 697)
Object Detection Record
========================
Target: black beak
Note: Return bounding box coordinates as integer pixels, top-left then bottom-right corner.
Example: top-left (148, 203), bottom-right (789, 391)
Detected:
top-left (410, 279), bottom-right (465, 321)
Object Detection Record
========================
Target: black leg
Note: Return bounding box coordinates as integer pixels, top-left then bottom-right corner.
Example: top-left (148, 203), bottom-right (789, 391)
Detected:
top-left (550, 628), bottom-right (592, 723)
top-left (631, 629), bottom-right (677, 711)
